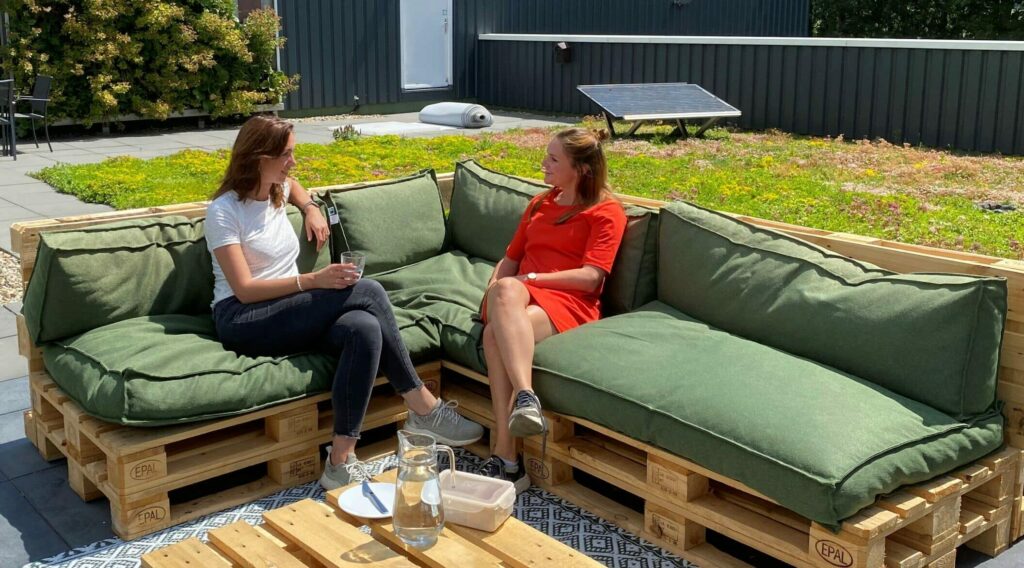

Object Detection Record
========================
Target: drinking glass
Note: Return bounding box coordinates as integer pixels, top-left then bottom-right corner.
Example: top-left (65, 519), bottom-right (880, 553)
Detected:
top-left (341, 251), bottom-right (366, 278)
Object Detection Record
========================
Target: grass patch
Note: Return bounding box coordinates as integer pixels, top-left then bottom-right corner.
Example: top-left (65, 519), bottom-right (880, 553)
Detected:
top-left (33, 122), bottom-right (1024, 259)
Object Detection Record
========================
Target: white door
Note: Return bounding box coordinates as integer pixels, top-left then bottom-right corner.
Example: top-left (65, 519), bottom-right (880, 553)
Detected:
top-left (400, 0), bottom-right (452, 90)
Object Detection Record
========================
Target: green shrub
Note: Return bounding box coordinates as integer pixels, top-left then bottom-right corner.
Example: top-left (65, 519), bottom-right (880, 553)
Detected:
top-left (2, 1), bottom-right (298, 124)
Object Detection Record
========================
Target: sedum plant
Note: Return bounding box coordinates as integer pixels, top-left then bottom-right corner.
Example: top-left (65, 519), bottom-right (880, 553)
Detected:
top-left (1, 0), bottom-right (299, 124)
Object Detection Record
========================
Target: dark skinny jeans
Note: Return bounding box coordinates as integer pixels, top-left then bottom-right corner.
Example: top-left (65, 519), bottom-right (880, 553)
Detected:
top-left (212, 279), bottom-right (422, 438)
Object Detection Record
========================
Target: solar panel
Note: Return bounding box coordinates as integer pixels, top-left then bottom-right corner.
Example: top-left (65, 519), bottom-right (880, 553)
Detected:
top-left (577, 83), bottom-right (741, 121)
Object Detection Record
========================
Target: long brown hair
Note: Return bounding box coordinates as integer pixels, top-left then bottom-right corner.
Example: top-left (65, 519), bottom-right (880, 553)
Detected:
top-left (213, 115), bottom-right (293, 207)
top-left (535, 128), bottom-right (618, 223)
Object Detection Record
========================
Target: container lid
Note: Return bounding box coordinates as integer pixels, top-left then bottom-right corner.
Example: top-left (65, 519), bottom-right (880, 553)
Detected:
top-left (440, 470), bottom-right (516, 510)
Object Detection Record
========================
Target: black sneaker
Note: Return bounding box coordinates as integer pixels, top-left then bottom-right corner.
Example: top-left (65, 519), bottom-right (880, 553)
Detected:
top-left (476, 455), bottom-right (530, 494)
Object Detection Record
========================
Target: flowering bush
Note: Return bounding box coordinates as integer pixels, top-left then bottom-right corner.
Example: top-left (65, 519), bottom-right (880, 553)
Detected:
top-left (2, 0), bottom-right (299, 124)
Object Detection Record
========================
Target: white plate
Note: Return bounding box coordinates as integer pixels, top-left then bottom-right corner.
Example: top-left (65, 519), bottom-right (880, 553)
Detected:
top-left (337, 482), bottom-right (396, 519)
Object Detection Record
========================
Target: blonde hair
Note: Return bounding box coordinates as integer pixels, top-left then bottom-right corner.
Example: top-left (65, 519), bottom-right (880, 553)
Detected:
top-left (213, 115), bottom-right (293, 208)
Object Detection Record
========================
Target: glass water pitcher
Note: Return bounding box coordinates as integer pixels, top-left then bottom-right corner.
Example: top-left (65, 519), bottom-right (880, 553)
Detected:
top-left (392, 429), bottom-right (456, 549)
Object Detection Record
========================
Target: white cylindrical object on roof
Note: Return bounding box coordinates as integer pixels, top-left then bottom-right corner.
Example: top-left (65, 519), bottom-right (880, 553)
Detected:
top-left (419, 102), bottom-right (494, 128)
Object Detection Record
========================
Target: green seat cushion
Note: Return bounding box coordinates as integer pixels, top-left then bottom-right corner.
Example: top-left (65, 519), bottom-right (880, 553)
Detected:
top-left (322, 170), bottom-right (446, 275)
top-left (602, 205), bottom-right (659, 316)
top-left (448, 160), bottom-right (546, 262)
top-left (22, 207), bottom-right (331, 345)
top-left (42, 314), bottom-right (335, 426)
top-left (532, 301), bottom-right (1004, 528)
top-left (657, 201), bottom-right (1007, 420)
top-left (374, 251), bottom-right (494, 373)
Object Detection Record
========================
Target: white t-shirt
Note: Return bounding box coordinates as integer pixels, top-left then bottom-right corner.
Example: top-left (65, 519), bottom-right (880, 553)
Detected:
top-left (205, 182), bottom-right (300, 306)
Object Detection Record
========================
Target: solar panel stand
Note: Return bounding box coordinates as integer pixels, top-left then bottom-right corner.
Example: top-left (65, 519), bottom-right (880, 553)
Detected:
top-left (603, 111), bottom-right (617, 137)
top-left (693, 117), bottom-right (721, 138)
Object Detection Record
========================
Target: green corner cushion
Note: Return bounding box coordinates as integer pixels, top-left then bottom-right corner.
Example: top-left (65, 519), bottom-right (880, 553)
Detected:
top-left (531, 302), bottom-right (1005, 528)
top-left (22, 216), bottom-right (214, 345)
top-left (322, 170), bottom-right (446, 275)
top-left (602, 205), bottom-right (659, 316)
top-left (23, 208), bottom-right (331, 345)
top-left (657, 201), bottom-right (1007, 420)
top-left (374, 251), bottom-right (494, 373)
top-left (42, 314), bottom-right (335, 426)
top-left (448, 160), bottom-right (547, 263)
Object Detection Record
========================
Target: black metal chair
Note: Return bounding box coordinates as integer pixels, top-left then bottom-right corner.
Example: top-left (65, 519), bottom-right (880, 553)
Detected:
top-left (0, 79), bottom-right (16, 160)
top-left (15, 74), bottom-right (52, 153)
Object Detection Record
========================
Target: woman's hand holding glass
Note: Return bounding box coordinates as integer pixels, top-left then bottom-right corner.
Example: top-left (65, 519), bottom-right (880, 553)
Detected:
top-left (312, 262), bottom-right (361, 289)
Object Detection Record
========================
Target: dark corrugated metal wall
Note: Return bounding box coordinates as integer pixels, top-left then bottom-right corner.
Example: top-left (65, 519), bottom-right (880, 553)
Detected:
top-left (278, 0), bottom-right (502, 111)
top-left (497, 0), bottom-right (808, 36)
top-left (477, 40), bottom-right (1024, 154)
top-left (277, 0), bottom-right (808, 112)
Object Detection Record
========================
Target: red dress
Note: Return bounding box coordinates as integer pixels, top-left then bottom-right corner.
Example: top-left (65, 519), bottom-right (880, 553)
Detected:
top-left (501, 190), bottom-right (627, 333)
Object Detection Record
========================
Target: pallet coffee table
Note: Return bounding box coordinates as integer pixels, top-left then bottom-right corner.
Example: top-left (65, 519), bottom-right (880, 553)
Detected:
top-left (141, 468), bottom-right (603, 567)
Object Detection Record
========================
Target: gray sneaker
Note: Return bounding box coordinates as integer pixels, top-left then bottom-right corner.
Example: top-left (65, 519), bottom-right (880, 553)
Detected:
top-left (403, 399), bottom-right (484, 446)
top-left (319, 446), bottom-right (363, 491)
top-left (508, 390), bottom-right (547, 438)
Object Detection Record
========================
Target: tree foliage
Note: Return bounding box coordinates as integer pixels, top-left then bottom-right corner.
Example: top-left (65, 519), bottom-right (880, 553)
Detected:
top-left (2, 0), bottom-right (299, 124)
top-left (812, 1), bottom-right (1024, 40)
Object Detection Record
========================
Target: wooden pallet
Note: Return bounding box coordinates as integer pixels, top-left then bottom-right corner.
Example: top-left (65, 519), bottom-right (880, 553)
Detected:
top-left (442, 362), bottom-right (1021, 567)
top-left (13, 175), bottom-right (1024, 553)
top-left (25, 362), bottom-right (440, 540)
top-left (141, 468), bottom-right (602, 568)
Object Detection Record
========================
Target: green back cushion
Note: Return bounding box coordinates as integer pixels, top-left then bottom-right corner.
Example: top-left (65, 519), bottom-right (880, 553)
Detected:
top-left (287, 205), bottom-right (333, 274)
top-left (656, 201), bottom-right (1007, 419)
top-left (23, 208), bottom-right (331, 345)
top-left (323, 170), bottom-right (446, 275)
top-left (22, 216), bottom-right (214, 344)
top-left (532, 302), bottom-right (1004, 528)
top-left (448, 160), bottom-right (546, 262)
top-left (44, 314), bottom-right (335, 425)
top-left (602, 205), bottom-right (659, 316)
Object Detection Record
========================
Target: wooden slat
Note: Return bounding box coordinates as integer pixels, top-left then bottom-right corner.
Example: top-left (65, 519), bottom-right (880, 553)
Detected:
top-left (140, 538), bottom-right (232, 568)
top-left (207, 520), bottom-right (306, 568)
top-left (263, 499), bottom-right (414, 567)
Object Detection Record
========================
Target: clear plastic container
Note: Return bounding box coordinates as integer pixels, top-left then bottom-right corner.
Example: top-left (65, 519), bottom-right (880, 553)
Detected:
top-left (439, 469), bottom-right (516, 532)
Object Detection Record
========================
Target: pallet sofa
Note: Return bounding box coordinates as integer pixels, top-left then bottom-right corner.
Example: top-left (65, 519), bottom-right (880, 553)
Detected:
top-left (13, 160), bottom-right (1024, 566)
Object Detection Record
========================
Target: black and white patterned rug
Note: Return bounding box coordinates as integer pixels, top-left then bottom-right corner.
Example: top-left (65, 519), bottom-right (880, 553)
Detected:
top-left (25, 449), bottom-right (691, 568)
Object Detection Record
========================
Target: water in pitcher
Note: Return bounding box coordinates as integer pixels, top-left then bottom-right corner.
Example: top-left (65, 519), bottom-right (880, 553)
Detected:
top-left (393, 453), bottom-right (444, 548)
top-left (392, 430), bottom-right (455, 549)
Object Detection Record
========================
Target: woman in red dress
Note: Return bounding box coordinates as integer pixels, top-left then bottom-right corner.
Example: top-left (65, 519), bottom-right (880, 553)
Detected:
top-left (477, 128), bottom-right (627, 491)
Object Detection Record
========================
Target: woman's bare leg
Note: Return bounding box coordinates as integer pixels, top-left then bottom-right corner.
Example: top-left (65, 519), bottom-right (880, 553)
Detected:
top-left (486, 279), bottom-right (557, 394)
top-left (483, 325), bottom-right (517, 461)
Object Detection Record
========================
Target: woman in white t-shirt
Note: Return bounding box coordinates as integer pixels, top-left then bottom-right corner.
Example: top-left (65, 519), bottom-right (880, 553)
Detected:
top-left (206, 116), bottom-right (482, 490)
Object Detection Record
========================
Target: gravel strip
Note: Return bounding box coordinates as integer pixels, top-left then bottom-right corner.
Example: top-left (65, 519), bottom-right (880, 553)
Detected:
top-left (0, 250), bottom-right (23, 306)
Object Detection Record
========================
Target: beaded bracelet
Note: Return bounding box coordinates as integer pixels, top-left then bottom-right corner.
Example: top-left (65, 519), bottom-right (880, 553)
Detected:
top-left (295, 275), bottom-right (304, 292)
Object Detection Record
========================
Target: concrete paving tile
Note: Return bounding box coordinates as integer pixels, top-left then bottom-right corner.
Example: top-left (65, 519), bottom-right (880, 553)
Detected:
top-left (0, 420), bottom-right (62, 480)
top-left (27, 202), bottom-right (114, 218)
top-left (13, 466), bottom-right (115, 548)
top-left (0, 203), bottom-right (40, 223)
top-left (0, 377), bottom-right (29, 416)
top-left (0, 181), bottom-right (59, 195)
top-left (63, 139), bottom-right (133, 151)
top-left (0, 481), bottom-right (69, 565)
top-left (0, 337), bottom-right (27, 381)
top-left (0, 307), bottom-right (16, 339)
top-left (5, 301), bottom-right (23, 316)
top-left (0, 173), bottom-right (41, 187)
top-left (2, 191), bottom-right (91, 209)
top-left (43, 153), bottom-right (109, 166)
